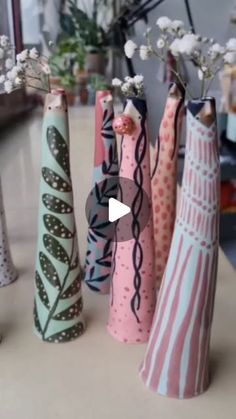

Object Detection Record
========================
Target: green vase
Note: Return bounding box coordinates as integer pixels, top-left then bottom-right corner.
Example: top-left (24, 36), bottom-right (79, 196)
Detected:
top-left (33, 89), bottom-right (85, 343)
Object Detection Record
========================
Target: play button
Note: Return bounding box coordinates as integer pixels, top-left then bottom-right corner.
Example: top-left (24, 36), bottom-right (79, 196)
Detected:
top-left (108, 198), bottom-right (130, 222)
top-left (85, 176), bottom-right (151, 243)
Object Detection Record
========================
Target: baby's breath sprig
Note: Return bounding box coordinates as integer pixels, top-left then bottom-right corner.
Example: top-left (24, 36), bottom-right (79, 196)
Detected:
top-left (112, 75), bottom-right (145, 98)
top-left (124, 17), bottom-right (236, 99)
top-left (0, 35), bottom-right (51, 94)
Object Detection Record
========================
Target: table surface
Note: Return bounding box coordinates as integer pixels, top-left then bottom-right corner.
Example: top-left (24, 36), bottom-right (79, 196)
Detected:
top-left (0, 106), bottom-right (235, 419)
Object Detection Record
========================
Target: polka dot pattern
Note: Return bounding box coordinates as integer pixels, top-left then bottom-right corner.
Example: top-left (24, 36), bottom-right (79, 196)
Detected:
top-left (42, 167), bottom-right (72, 192)
top-left (39, 251), bottom-right (61, 288)
top-left (44, 322), bottom-right (84, 343)
top-left (42, 194), bottom-right (72, 214)
top-left (53, 297), bottom-right (83, 320)
top-left (47, 126), bottom-right (70, 178)
top-left (43, 234), bottom-right (70, 265)
top-left (151, 94), bottom-right (184, 287)
top-left (43, 214), bottom-right (73, 239)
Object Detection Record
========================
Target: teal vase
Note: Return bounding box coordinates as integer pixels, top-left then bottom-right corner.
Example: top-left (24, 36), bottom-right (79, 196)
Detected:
top-left (33, 89), bottom-right (85, 343)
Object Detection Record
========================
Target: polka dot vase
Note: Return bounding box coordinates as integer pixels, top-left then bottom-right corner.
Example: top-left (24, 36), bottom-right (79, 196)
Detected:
top-left (83, 91), bottom-right (119, 294)
top-left (140, 98), bottom-right (220, 398)
top-left (107, 97), bottom-right (156, 344)
top-left (33, 89), bottom-right (85, 343)
top-left (151, 82), bottom-right (185, 288)
top-left (0, 179), bottom-right (18, 287)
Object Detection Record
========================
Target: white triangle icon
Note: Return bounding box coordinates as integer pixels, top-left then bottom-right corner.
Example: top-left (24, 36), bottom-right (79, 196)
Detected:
top-left (108, 198), bottom-right (131, 223)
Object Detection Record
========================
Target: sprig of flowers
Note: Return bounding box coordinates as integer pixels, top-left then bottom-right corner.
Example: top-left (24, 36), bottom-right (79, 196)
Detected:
top-left (112, 75), bottom-right (145, 98)
top-left (124, 17), bottom-right (236, 98)
top-left (0, 35), bottom-right (51, 94)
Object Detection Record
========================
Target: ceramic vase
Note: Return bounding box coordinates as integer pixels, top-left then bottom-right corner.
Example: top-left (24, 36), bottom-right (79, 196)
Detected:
top-left (107, 97), bottom-right (156, 343)
top-left (140, 98), bottom-right (220, 398)
top-left (33, 89), bottom-right (85, 343)
top-left (84, 90), bottom-right (119, 293)
top-left (152, 83), bottom-right (185, 288)
top-left (0, 179), bottom-right (17, 287)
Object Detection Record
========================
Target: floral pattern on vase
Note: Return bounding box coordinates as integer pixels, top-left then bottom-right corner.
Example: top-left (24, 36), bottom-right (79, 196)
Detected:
top-left (33, 89), bottom-right (85, 343)
top-left (140, 98), bottom-right (220, 398)
top-left (107, 97), bottom-right (156, 344)
top-left (152, 82), bottom-right (185, 287)
top-left (84, 91), bottom-right (118, 293)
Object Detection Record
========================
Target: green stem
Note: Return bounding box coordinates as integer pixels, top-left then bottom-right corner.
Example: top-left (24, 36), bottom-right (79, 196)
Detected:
top-left (42, 233), bottom-right (76, 340)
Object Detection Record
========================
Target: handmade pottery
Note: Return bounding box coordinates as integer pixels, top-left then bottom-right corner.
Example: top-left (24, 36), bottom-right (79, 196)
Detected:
top-left (84, 90), bottom-right (118, 293)
top-left (152, 82), bottom-right (185, 287)
top-left (140, 98), bottom-right (220, 398)
top-left (34, 89), bottom-right (85, 343)
top-left (107, 97), bottom-right (156, 343)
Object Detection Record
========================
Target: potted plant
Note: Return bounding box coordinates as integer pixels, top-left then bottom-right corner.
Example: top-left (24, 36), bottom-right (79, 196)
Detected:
top-left (61, 0), bottom-right (108, 75)
top-left (87, 73), bottom-right (109, 104)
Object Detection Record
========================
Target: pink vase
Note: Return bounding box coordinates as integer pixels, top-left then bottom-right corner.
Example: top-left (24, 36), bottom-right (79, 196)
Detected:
top-left (107, 97), bottom-right (156, 344)
top-left (152, 83), bottom-right (185, 288)
top-left (140, 97), bottom-right (220, 398)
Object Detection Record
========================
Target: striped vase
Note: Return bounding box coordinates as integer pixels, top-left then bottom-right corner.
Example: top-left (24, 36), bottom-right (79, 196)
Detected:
top-left (107, 97), bottom-right (156, 344)
top-left (0, 179), bottom-right (18, 287)
top-left (140, 97), bottom-right (220, 398)
top-left (33, 89), bottom-right (85, 343)
top-left (84, 91), bottom-right (118, 293)
top-left (152, 83), bottom-right (185, 288)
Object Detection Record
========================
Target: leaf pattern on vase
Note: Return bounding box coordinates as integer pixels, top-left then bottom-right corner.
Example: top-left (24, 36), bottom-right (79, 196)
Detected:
top-left (33, 300), bottom-right (43, 335)
top-left (42, 167), bottom-right (72, 192)
top-left (61, 274), bottom-right (81, 299)
top-left (43, 234), bottom-right (70, 265)
top-left (44, 322), bottom-right (84, 343)
top-left (42, 194), bottom-right (73, 214)
top-left (43, 214), bottom-right (73, 239)
top-left (39, 251), bottom-right (61, 289)
top-left (47, 126), bottom-right (70, 178)
top-left (53, 298), bottom-right (83, 320)
top-left (35, 271), bottom-right (50, 309)
top-left (34, 110), bottom-right (84, 343)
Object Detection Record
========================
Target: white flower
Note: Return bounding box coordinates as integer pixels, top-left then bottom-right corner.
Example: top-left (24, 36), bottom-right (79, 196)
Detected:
top-left (112, 78), bottom-right (122, 87)
top-left (29, 47), bottom-right (39, 59)
top-left (226, 38), bottom-right (236, 51)
top-left (0, 75), bottom-right (5, 83)
top-left (124, 40), bottom-right (137, 59)
top-left (5, 58), bottom-right (13, 70)
top-left (17, 49), bottom-right (29, 62)
top-left (178, 33), bottom-right (200, 55)
top-left (133, 74), bottom-right (144, 84)
top-left (15, 76), bottom-right (23, 86)
top-left (124, 76), bottom-right (134, 84)
top-left (198, 66), bottom-right (211, 80)
top-left (157, 38), bottom-right (165, 49)
top-left (156, 16), bottom-right (172, 31)
top-left (4, 80), bottom-right (13, 93)
top-left (169, 39), bottom-right (181, 57)
top-left (224, 51), bottom-right (236, 64)
top-left (10, 65), bottom-right (22, 78)
top-left (6, 70), bottom-right (14, 80)
top-left (42, 63), bottom-right (50, 74)
top-left (209, 43), bottom-right (225, 58)
top-left (0, 35), bottom-right (9, 47)
top-left (121, 82), bottom-right (131, 94)
top-left (171, 20), bottom-right (184, 32)
top-left (139, 45), bottom-right (152, 60)
top-left (0, 48), bottom-right (4, 59)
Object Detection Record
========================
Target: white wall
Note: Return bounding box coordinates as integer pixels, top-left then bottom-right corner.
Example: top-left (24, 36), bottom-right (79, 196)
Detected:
top-left (127, 0), bottom-right (236, 142)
